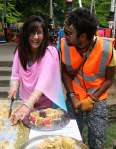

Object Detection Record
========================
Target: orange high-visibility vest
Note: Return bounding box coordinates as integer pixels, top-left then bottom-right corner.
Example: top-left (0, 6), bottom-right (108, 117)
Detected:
top-left (61, 37), bottom-right (113, 100)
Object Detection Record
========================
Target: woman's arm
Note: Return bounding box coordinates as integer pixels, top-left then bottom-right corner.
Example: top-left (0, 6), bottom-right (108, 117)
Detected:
top-left (8, 50), bottom-right (20, 98)
top-left (23, 90), bottom-right (43, 109)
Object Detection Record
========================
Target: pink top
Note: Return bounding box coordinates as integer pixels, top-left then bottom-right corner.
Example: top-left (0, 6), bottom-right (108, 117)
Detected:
top-left (11, 46), bottom-right (67, 110)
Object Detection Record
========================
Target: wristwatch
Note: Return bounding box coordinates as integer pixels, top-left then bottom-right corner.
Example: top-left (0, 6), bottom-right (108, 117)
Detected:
top-left (66, 92), bottom-right (76, 98)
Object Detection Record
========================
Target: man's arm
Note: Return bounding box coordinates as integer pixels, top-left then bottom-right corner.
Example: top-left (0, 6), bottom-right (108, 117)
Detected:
top-left (93, 47), bottom-right (116, 98)
top-left (93, 66), bottom-right (116, 98)
top-left (62, 64), bottom-right (74, 93)
top-left (62, 65), bottom-right (82, 108)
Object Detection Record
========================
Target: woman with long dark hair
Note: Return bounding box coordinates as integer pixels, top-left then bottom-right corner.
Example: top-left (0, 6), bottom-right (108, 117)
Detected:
top-left (8, 15), bottom-right (66, 125)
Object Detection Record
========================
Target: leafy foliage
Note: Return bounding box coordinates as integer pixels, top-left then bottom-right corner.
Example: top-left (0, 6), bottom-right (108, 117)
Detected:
top-left (73, 0), bottom-right (111, 27)
top-left (7, 0), bottom-right (21, 24)
top-left (0, 0), bottom-right (112, 27)
top-left (0, 0), bottom-right (21, 25)
top-left (15, 0), bottom-right (66, 24)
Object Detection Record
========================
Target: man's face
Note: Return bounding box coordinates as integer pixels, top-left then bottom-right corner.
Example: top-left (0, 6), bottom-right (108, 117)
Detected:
top-left (64, 21), bottom-right (89, 50)
top-left (64, 24), bottom-right (77, 46)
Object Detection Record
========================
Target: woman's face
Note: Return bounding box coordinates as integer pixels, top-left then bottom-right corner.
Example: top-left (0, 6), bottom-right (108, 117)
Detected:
top-left (28, 25), bottom-right (44, 52)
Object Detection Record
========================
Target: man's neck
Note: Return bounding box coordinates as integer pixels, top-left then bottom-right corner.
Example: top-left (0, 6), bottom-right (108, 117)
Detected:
top-left (83, 37), bottom-right (97, 52)
top-left (77, 36), bottom-right (97, 57)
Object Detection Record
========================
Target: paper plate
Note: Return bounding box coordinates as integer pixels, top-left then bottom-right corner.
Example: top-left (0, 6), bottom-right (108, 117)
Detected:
top-left (23, 108), bottom-right (70, 131)
top-left (21, 135), bottom-right (88, 149)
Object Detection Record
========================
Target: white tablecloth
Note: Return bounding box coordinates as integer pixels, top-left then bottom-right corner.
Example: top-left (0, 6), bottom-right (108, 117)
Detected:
top-left (29, 119), bottom-right (82, 141)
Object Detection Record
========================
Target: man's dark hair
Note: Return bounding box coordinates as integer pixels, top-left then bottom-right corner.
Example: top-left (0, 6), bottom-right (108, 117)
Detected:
top-left (66, 7), bottom-right (98, 40)
top-left (17, 15), bottom-right (49, 70)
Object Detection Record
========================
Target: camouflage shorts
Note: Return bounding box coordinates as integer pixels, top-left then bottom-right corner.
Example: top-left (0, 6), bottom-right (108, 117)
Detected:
top-left (76, 100), bottom-right (108, 149)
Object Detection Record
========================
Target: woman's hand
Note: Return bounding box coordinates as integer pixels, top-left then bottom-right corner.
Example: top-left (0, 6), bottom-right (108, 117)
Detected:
top-left (9, 104), bottom-right (31, 125)
top-left (8, 87), bottom-right (17, 99)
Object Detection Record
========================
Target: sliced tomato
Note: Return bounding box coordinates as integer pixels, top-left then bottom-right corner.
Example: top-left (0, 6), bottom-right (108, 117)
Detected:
top-left (42, 117), bottom-right (52, 126)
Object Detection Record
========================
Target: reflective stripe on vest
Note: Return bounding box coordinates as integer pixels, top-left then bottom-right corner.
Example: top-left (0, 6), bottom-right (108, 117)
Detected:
top-left (87, 88), bottom-right (99, 94)
top-left (64, 41), bottom-right (73, 72)
top-left (78, 38), bottom-right (111, 81)
top-left (76, 38), bottom-right (112, 95)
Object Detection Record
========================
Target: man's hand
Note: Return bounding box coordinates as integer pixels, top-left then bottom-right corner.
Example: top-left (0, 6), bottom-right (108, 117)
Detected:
top-left (76, 97), bottom-right (95, 112)
top-left (71, 95), bottom-right (81, 109)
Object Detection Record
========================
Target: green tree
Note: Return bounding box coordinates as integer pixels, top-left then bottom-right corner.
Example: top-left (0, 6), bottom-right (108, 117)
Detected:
top-left (73, 0), bottom-right (111, 27)
top-left (7, 0), bottom-right (21, 24)
top-left (0, 0), bottom-right (112, 27)
top-left (0, 0), bottom-right (21, 25)
top-left (95, 0), bottom-right (111, 27)
top-left (15, 0), bottom-right (66, 24)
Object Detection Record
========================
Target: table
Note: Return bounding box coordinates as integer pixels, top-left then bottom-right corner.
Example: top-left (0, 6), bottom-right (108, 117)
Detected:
top-left (0, 100), bottom-right (29, 149)
top-left (29, 119), bottom-right (82, 141)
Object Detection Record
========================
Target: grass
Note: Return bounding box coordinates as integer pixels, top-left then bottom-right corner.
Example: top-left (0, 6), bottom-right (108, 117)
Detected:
top-left (104, 122), bottom-right (116, 149)
top-left (83, 121), bottom-right (116, 149)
